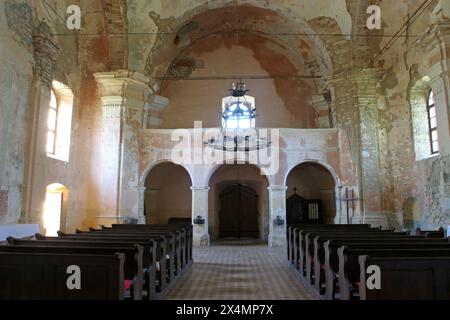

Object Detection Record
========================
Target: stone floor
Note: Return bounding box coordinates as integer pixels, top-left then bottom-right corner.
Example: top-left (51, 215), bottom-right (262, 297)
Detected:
top-left (166, 240), bottom-right (314, 300)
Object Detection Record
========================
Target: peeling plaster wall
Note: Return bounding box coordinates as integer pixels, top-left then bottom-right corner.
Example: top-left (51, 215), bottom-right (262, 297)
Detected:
top-left (2, 0), bottom-right (449, 235)
top-left (371, 0), bottom-right (450, 230)
top-left (0, 0), bottom-right (118, 232)
top-left (159, 38), bottom-right (316, 129)
top-left (0, 0), bottom-right (34, 224)
top-left (127, 0), bottom-right (352, 74)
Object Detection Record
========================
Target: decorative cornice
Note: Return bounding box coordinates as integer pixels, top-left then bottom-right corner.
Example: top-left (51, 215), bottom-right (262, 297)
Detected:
top-left (95, 70), bottom-right (151, 98)
top-left (146, 95), bottom-right (169, 112)
top-left (324, 68), bottom-right (382, 87)
top-left (419, 20), bottom-right (450, 51)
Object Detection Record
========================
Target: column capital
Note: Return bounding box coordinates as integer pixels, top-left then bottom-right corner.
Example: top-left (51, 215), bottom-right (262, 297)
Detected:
top-left (324, 67), bottom-right (382, 85)
top-left (95, 70), bottom-right (151, 98)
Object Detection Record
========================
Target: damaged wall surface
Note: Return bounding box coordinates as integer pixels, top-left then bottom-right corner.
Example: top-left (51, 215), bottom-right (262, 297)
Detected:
top-left (0, 0), bottom-right (449, 243)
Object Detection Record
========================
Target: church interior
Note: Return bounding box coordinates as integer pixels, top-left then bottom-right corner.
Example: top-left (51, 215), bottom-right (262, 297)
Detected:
top-left (0, 0), bottom-right (450, 301)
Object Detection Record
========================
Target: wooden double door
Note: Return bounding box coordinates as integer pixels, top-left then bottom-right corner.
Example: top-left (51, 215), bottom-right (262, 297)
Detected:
top-left (219, 184), bottom-right (259, 239)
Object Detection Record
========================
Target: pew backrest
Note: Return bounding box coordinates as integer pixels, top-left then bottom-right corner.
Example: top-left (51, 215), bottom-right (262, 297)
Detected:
top-left (0, 252), bottom-right (125, 300)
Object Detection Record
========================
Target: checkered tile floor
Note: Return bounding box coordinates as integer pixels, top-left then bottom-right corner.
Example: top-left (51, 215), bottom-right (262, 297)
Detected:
top-left (166, 240), bottom-right (314, 300)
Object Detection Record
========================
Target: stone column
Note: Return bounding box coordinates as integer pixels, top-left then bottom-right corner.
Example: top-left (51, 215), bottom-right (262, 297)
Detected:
top-left (352, 69), bottom-right (386, 228)
top-left (268, 186), bottom-right (287, 248)
top-left (326, 68), bottom-right (386, 228)
top-left (95, 71), bottom-right (152, 224)
top-left (191, 186), bottom-right (210, 247)
top-left (21, 22), bottom-right (60, 224)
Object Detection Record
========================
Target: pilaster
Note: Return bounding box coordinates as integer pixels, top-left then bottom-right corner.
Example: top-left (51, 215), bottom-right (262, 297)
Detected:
top-left (95, 70), bottom-right (152, 222)
top-left (268, 185), bottom-right (287, 248)
top-left (191, 186), bottom-right (210, 247)
top-left (21, 22), bottom-right (61, 224)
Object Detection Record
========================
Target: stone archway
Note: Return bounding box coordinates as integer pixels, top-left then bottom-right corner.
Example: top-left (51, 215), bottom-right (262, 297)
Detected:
top-left (208, 164), bottom-right (270, 242)
top-left (143, 161), bottom-right (193, 224)
top-left (285, 161), bottom-right (337, 224)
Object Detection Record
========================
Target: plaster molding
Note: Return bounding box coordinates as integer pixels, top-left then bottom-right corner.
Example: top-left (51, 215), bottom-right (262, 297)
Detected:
top-left (146, 95), bottom-right (170, 112)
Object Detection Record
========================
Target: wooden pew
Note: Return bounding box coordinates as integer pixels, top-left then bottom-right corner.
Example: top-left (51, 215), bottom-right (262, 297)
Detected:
top-left (302, 230), bottom-right (407, 284)
top-left (63, 231), bottom-right (178, 282)
top-left (414, 227), bottom-right (445, 238)
top-left (338, 246), bottom-right (450, 300)
top-left (358, 255), bottom-right (450, 300)
top-left (86, 228), bottom-right (186, 273)
top-left (102, 224), bottom-right (191, 264)
top-left (312, 234), bottom-right (441, 294)
top-left (49, 232), bottom-right (181, 296)
top-left (287, 224), bottom-right (450, 300)
top-left (322, 238), bottom-right (450, 300)
top-left (287, 224), bottom-right (371, 263)
top-left (26, 236), bottom-right (161, 299)
top-left (108, 224), bottom-right (193, 263)
top-left (289, 225), bottom-right (376, 269)
top-left (0, 243), bottom-right (143, 300)
top-left (0, 252), bottom-right (124, 300)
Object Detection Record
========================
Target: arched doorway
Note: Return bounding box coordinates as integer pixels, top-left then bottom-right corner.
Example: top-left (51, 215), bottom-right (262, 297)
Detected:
top-left (209, 164), bottom-right (269, 242)
top-left (286, 162), bottom-right (336, 224)
top-left (43, 183), bottom-right (68, 236)
top-left (144, 162), bottom-right (192, 224)
top-left (219, 184), bottom-right (259, 239)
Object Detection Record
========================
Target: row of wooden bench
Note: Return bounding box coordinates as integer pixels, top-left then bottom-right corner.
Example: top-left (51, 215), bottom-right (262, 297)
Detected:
top-left (287, 224), bottom-right (450, 300)
top-left (0, 223), bottom-right (193, 300)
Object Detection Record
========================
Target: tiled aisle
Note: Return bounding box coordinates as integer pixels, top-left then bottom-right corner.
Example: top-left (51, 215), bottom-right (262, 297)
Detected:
top-left (166, 241), bottom-right (314, 300)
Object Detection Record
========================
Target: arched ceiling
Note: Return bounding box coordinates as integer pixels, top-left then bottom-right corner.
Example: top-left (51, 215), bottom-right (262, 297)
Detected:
top-left (126, 0), bottom-right (355, 84)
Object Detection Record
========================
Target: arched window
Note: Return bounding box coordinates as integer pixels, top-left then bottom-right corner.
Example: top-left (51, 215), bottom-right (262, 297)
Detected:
top-left (410, 78), bottom-right (438, 161)
top-left (46, 90), bottom-right (58, 155)
top-left (46, 81), bottom-right (74, 161)
top-left (427, 90), bottom-right (439, 155)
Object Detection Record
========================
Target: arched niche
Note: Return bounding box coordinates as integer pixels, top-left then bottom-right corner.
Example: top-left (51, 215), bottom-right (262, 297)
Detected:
top-left (143, 162), bottom-right (193, 224)
top-left (285, 162), bottom-right (337, 224)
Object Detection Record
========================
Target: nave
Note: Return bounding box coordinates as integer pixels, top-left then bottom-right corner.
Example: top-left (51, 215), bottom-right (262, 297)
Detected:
top-left (166, 240), bottom-right (313, 300)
